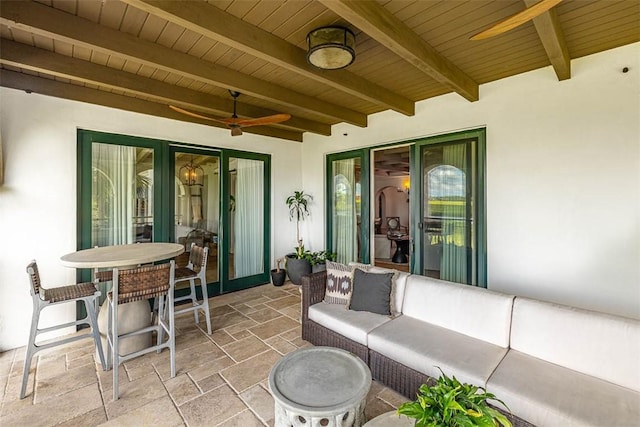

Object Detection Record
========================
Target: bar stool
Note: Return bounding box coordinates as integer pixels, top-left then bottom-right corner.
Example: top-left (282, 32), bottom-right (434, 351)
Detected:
top-left (106, 261), bottom-right (176, 400)
top-left (22, 260), bottom-right (106, 399)
top-left (173, 243), bottom-right (212, 334)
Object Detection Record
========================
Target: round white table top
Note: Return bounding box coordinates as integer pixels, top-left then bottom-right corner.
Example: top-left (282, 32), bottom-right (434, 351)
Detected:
top-left (60, 243), bottom-right (184, 268)
top-left (363, 411), bottom-right (414, 427)
top-left (269, 346), bottom-right (371, 415)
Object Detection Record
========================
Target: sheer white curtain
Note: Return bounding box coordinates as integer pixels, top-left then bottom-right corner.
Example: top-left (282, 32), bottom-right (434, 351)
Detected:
top-left (234, 159), bottom-right (264, 277)
top-left (332, 159), bottom-right (358, 263)
top-left (440, 144), bottom-right (468, 283)
top-left (92, 143), bottom-right (136, 246)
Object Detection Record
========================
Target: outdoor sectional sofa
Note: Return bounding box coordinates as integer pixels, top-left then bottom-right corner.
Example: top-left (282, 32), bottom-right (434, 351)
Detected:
top-left (301, 266), bottom-right (640, 426)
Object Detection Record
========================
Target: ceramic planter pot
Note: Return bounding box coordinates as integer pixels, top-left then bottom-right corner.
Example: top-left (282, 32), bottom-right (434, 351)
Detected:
top-left (270, 269), bottom-right (287, 286)
top-left (312, 263), bottom-right (326, 273)
top-left (285, 256), bottom-right (311, 285)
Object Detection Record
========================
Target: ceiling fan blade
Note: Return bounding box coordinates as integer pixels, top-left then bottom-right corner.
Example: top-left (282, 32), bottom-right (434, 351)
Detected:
top-left (171, 98), bottom-right (291, 137)
top-left (235, 114), bottom-right (292, 128)
top-left (169, 105), bottom-right (228, 125)
top-left (470, 0), bottom-right (563, 41)
top-left (218, 117), bottom-right (243, 125)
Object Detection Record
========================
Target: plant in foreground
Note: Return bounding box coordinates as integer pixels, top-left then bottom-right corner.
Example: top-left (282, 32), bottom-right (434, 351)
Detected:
top-left (397, 368), bottom-right (511, 427)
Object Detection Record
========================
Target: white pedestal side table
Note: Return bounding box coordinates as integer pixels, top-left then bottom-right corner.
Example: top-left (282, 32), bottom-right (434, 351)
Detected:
top-left (269, 346), bottom-right (372, 427)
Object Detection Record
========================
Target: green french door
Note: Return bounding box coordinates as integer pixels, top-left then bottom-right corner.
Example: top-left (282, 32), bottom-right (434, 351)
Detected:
top-left (326, 149), bottom-right (370, 264)
top-left (168, 146), bottom-right (270, 293)
top-left (77, 130), bottom-right (270, 297)
top-left (220, 150), bottom-right (271, 292)
top-left (325, 131), bottom-right (485, 285)
top-left (412, 129), bottom-right (487, 286)
top-left (170, 146), bottom-right (221, 293)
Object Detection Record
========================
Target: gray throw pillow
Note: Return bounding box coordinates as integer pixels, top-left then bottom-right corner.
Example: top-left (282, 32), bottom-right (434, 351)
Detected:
top-left (348, 269), bottom-right (394, 316)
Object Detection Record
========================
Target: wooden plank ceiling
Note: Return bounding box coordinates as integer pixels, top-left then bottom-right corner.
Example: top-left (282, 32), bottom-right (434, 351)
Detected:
top-left (1, 0), bottom-right (638, 142)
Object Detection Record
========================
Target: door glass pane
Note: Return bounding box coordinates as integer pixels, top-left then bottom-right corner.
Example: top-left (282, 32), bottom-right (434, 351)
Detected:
top-left (422, 141), bottom-right (476, 284)
top-left (92, 144), bottom-right (153, 246)
top-left (174, 153), bottom-right (220, 284)
top-left (331, 158), bottom-right (362, 263)
top-left (372, 147), bottom-right (411, 270)
top-left (230, 157), bottom-right (264, 279)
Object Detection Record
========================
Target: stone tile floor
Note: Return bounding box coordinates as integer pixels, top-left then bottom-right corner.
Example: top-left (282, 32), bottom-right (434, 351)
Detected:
top-left (0, 282), bottom-right (408, 426)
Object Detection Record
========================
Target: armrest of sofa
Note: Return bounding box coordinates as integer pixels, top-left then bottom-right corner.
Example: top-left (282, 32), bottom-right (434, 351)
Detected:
top-left (301, 270), bottom-right (327, 322)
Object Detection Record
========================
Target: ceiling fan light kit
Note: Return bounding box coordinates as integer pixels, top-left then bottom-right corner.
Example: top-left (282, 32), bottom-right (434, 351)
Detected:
top-left (306, 26), bottom-right (356, 70)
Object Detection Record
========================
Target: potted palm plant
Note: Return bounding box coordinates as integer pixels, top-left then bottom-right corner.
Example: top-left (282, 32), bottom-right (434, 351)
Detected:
top-left (285, 190), bottom-right (313, 285)
top-left (396, 369), bottom-right (512, 427)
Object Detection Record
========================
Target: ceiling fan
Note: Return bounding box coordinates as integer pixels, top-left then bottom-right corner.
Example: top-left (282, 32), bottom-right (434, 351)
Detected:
top-left (470, 0), bottom-right (563, 41)
top-left (170, 91), bottom-right (291, 136)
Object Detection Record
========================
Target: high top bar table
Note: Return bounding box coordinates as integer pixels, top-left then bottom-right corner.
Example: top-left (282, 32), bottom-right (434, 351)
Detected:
top-left (61, 243), bottom-right (184, 359)
top-left (61, 243), bottom-right (184, 269)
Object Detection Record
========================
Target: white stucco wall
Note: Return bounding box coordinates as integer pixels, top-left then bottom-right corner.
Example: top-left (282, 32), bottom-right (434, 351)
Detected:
top-left (302, 42), bottom-right (640, 319)
top-left (1, 43), bottom-right (638, 351)
top-left (0, 93), bottom-right (302, 351)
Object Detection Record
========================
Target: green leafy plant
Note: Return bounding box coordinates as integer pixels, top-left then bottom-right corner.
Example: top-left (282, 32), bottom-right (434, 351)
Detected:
top-left (286, 190), bottom-right (312, 252)
top-left (306, 250), bottom-right (337, 266)
top-left (293, 245), bottom-right (312, 260)
top-left (396, 369), bottom-right (512, 427)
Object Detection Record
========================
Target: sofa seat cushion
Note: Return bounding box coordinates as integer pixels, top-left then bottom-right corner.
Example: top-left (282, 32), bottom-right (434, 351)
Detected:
top-left (368, 315), bottom-right (508, 387)
top-left (487, 350), bottom-right (640, 427)
top-left (308, 301), bottom-right (392, 346)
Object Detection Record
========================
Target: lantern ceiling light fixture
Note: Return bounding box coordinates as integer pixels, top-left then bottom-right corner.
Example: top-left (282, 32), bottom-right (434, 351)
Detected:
top-left (179, 157), bottom-right (204, 187)
top-left (306, 26), bottom-right (356, 70)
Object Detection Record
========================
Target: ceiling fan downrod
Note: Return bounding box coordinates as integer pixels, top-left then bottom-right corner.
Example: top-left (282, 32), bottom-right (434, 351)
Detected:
top-left (229, 90), bottom-right (241, 119)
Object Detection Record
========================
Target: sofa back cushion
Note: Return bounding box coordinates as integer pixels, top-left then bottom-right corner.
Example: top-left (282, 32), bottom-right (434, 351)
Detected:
top-left (510, 297), bottom-right (640, 392)
top-left (402, 276), bottom-right (514, 348)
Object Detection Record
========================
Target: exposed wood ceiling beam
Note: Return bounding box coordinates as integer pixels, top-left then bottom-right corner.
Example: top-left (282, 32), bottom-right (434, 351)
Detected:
top-left (121, 0), bottom-right (415, 117)
top-left (137, 149), bottom-right (153, 165)
top-left (377, 153), bottom-right (409, 161)
top-left (0, 1), bottom-right (366, 127)
top-left (0, 40), bottom-right (330, 136)
top-left (379, 161), bottom-right (409, 168)
top-left (319, 0), bottom-right (479, 102)
top-left (0, 70), bottom-right (303, 142)
top-left (525, 0), bottom-right (571, 81)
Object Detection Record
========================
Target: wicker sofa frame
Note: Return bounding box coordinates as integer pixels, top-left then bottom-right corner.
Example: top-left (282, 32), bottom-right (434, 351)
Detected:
top-left (301, 270), bottom-right (534, 427)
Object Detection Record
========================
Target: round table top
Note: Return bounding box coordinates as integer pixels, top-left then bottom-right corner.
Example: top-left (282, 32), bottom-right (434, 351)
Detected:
top-left (363, 411), bottom-right (414, 427)
top-left (269, 346), bottom-right (371, 415)
top-left (60, 243), bottom-right (184, 268)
